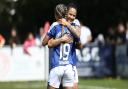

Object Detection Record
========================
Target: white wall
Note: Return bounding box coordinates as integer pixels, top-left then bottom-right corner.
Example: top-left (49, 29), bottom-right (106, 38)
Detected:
top-left (0, 46), bottom-right (49, 81)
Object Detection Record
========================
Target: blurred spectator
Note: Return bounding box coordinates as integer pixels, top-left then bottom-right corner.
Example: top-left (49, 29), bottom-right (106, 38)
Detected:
top-left (23, 32), bottom-right (35, 55)
top-left (43, 21), bottom-right (50, 33)
top-left (95, 33), bottom-right (105, 45)
top-left (76, 21), bottom-right (92, 62)
top-left (0, 34), bottom-right (5, 48)
top-left (106, 27), bottom-right (116, 45)
top-left (9, 27), bottom-right (21, 49)
top-left (116, 22), bottom-right (126, 44)
top-left (80, 21), bottom-right (92, 46)
top-left (125, 21), bottom-right (128, 42)
top-left (35, 27), bottom-right (45, 46)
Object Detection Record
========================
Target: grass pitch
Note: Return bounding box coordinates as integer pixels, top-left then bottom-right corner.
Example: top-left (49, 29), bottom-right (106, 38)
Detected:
top-left (79, 78), bottom-right (128, 89)
top-left (0, 81), bottom-right (45, 89)
top-left (0, 78), bottom-right (128, 89)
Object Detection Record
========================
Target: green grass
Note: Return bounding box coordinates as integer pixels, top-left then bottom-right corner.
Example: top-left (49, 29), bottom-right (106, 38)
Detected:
top-left (0, 81), bottom-right (46, 89)
top-left (0, 79), bottom-right (128, 89)
top-left (79, 78), bottom-right (128, 89)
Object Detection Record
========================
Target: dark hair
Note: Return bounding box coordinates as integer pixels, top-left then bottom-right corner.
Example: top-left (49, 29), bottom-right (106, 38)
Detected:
top-left (55, 4), bottom-right (67, 19)
top-left (67, 3), bottom-right (77, 11)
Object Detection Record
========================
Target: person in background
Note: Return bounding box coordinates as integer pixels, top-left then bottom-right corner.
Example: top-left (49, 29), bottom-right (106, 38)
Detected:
top-left (94, 33), bottom-right (105, 46)
top-left (35, 27), bottom-right (45, 47)
top-left (106, 27), bottom-right (116, 45)
top-left (0, 34), bottom-right (5, 48)
top-left (43, 21), bottom-right (50, 34)
top-left (80, 21), bottom-right (92, 47)
top-left (76, 21), bottom-right (92, 66)
top-left (116, 22), bottom-right (126, 44)
top-left (125, 21), bottom-right (128, 42)
top-left (9, 27), bottom-right (21, 49)
top-left (23, 32), bottom-right (35, 55)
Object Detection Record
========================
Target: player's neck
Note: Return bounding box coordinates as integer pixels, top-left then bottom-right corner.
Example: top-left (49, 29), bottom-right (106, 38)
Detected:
top-left (57, 19), bottom-right (61, 23)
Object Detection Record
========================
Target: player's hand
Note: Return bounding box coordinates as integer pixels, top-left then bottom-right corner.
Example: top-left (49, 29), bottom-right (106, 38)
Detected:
top-left (59, 18), bottom-right (68, 26)
top-left (61, 34), bottom-right (73, 43)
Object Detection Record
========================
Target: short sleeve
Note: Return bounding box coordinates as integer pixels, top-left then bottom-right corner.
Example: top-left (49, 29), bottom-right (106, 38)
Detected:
top-left (47, 22), bottom-right (58, 38)
top-left (47, 26), bottom-right (56, 38)
top-left (72, 19), bottom-right (80, 27)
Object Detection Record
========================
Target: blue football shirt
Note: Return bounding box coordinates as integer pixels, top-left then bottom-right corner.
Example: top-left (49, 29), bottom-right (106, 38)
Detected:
top-left (47, 20), bottom-right (80, 69)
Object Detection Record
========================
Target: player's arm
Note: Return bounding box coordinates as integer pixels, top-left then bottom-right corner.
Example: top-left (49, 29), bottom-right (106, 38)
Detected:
top-left (48, 38), bottom-right (62, 48)
top-left (42, 35), bottom-right (51, 46)
top-left (60, 18), bottom-right (81, 38)
top-left (42, 23), bottom-right (56, 46)
top-left (66, 22), bottom-right (80, 38)
top-left (48, 34), bottom-right (72, 48)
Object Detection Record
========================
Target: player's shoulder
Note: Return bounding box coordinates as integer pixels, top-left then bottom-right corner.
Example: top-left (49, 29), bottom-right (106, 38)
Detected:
top-left (51, 22), bottom-right (60, 28)
top-left (72, 19), bottom-right (80, 26)
top-left (49, 22), bottom-right (60, 30)
top-left (73, 19), bottom-right (79, 23)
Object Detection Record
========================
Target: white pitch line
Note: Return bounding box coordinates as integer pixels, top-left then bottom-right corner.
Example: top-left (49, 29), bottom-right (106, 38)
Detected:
top-left (79, 85), bottom-right (117, 89)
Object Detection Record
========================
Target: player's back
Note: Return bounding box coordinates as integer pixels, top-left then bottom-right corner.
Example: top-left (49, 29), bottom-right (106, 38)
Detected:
top-left (47, 22), bottom-right (77, 69)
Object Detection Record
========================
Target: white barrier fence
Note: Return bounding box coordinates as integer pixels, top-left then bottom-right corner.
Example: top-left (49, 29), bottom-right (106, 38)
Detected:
top-left (0, 46), bottom-right (49, 81)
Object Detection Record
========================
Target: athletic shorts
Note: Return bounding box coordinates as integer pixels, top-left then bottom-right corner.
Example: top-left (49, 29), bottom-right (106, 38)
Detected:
top-left (48, 64), bottom-right (74, 88)
top-left (73, 66), bottom-right (79, 83)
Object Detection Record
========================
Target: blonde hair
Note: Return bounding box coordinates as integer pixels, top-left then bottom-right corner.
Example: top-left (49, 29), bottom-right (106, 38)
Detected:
top-left (55, 4), bottom-right (67, 19)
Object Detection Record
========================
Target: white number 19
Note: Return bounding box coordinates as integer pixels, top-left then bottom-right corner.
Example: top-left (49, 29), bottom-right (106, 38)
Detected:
top-left (60, 43), bottom-right (70, 61)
